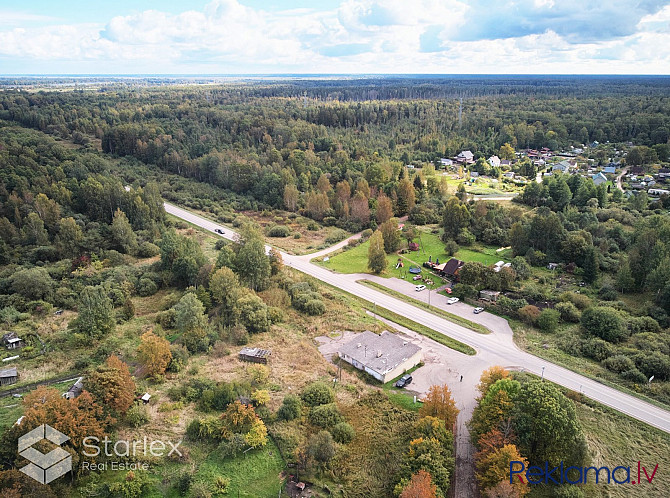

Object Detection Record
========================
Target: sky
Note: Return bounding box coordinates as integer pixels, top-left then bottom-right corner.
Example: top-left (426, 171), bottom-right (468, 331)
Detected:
top-left (1, 0), bottom-right (670, 75)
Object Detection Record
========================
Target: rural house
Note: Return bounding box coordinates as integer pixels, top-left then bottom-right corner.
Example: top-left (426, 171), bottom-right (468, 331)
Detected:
top-left (337, 331), bottom-right (421, 383)
top-left (1, 332), bottom-right (24, 350)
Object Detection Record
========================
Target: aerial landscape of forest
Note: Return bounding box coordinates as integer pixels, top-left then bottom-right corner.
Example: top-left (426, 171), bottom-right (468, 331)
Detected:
top-left (1, 1), bottom-right (670, 497)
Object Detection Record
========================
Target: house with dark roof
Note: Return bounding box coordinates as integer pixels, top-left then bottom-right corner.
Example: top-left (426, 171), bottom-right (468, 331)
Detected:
top-left (337, 331), bottom-right (421, 383)
top-left (63, 377), bottom-right (84, 399)
top-left (441, 258), bottom-right (465, 280)
top-left (0, 367), bottom-right (18, 386)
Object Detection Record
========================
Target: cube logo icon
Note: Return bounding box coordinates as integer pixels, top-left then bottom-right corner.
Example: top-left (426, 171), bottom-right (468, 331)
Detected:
top-left (18, 424), bottom-right (71, 484)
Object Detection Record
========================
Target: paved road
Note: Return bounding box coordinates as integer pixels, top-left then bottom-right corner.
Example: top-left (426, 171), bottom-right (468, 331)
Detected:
top-left (615, 166), bottom-right (629, 191)
top-left (164, 202), bottom-right (670, 434)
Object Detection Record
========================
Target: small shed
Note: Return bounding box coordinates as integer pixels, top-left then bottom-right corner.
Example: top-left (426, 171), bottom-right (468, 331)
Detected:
top-left (0, 367), bottom-right (18, 386)
top-left (239, 347), bottom-right (271, 364)
top-left (141, 393), bottom-right (151, 404)
top-left (479, 290), bottom-right (501, 302)
top-left (2, 332), bottom-right (24, 350)
top-left (63, 377), bottom-right (84, 399)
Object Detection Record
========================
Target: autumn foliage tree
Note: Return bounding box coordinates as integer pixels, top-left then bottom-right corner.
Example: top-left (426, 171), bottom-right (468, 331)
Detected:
top-left (367, 230), bottom-right (386, 274)
top-left (419, 384), bottom-right (459, 430)
top-left (477, 366), bottom-right (510, 397)
top-left (475, 444), bottom-right (528, 497)
top-left (85, 355), bottom-right (136, 417)
top-left (137, 331), bottom-right (172, 378)
top-left (399, 470), bottom-right (438, 498)
top-left (19, 387), bottom-right (110, 475)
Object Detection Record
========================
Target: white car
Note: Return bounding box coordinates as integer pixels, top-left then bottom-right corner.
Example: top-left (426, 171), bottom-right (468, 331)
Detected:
top-left (473, 307), bottom-right (484, 314)
top-left (415, 285), bottom-right (426, 292)
top-left (446, 297), bottom-right (459, 305)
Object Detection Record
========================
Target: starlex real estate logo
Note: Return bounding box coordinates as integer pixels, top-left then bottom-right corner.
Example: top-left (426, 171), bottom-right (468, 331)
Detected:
top-left (18, 424), bottom-right (72, 484)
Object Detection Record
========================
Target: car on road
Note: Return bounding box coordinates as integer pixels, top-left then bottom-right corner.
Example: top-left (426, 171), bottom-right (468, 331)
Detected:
top-left (214, 228), bottom-right (224, 234)
top-left (446, 297), bottom-right (459, 305)
top-left (395, 374), bottom-right (412, 388)
top-left (473, 307), bottom-right (484, 314)
top-left (415, 284), bottom-right (426, 291)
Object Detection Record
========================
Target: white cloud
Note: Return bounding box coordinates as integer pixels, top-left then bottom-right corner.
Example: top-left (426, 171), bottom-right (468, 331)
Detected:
top-left (0, 0), bottom-right (668, 73)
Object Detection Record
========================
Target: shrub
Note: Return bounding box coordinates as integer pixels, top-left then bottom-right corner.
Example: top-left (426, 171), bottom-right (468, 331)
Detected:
top-left (226, 324), bottom-right (249, 345)
top-left (301, 381), bottom-right (334, 407)
top-left (325, 228), bottom-right (348, 245)
top-left (268, 306), bottom-right (284, 323)
top-left (581, 307), bottom-right (628, 343)
top-left (581, 338), bottom-right (615, 361)
top-left (268, 225), bottom-right (291, 237)
top-left (277, 394), bottom-right (302, 421)
top-left (156, 308), bottom-right (177, 329)
top-left (602, 355), bottom-right (635, 374)
top-left (293, 233), bottom-right (301, 239)
top-left (304, 299), bottom-right (326, 316)
top-left (331, 421), bottom-right (355, 444)
top-left (559, 291), bottom-right (592, 310)
top-left (444, 240), bottom-right (459, 256)
top-left (127, 403), bottom-right (150, 427)
top-left (138, 241), bottom-right (160, 258)
top-left (555, 302), bottom-right (581, 323)
top-left (598, 285), bottom-right (618, 301)
top-left (518, 305), bottom-right (541, 325)
top-left (621, 369), bottom-right (647, 384)
top-left (309, 403), bottom-right (342, 428)
top-left (361, 228), bottom-right (373, 240)
top-left (307, 221), bottom-right (319, 231)
top-left (137, 277), bottom-right (159, 297)
top-left (633, 352), bottom-right (670, 380)
top-left (627, 316), bottom-right (661, 334)
top-left (537, 309), bottom-right (560, 332)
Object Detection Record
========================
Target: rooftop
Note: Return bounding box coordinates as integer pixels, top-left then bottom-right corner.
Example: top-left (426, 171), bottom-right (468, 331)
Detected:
top-left (338, 331), bottom-right (421, 376)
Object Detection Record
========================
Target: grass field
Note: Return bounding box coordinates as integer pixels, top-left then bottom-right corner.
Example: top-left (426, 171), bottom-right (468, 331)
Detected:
top-left (358, 279), bottom-right (490, 334)
top-left (319, 228), bottom-right (512, 275)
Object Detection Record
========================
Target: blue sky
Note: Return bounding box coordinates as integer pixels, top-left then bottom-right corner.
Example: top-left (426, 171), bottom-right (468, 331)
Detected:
top-left (1, 0), bottom-right (669, 74)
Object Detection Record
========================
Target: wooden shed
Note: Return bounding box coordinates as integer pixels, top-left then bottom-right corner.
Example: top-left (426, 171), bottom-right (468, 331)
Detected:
top-left (238, 347), bottom-right (271, 364)
top-left (0, 367), bottom-right (18, 386)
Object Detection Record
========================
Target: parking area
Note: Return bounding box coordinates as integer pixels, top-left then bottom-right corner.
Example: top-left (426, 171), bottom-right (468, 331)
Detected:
top-left (361, 275), bottom-right (514, 341)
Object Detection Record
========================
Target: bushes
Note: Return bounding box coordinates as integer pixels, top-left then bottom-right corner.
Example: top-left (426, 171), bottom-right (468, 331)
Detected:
top-left (621, 369), bottom-right (648, 383)
top-left (555, 302), bottom-right (581, 323)
top-left (309, 403), bottom-right (343, 428)
top-left (444, 240), bottom-right (459, 256)
top-left (301, 381), bottom-right (334, 407)
top-left (137, 277), bottom-right (159, 297)
top-left (627, 316), bottom-right (661, 334)
top-left (559, 291), bottom-right (592, 310)
top-left (325, 228), bottom-right (348, 245)
top-left (602, 355), bottom-right (635, 373)
top-left (633, 352), bottom-right (670, 380)
top-left (289, 281), bottom-right (326, 316)
top-left (581, 306), bottom-right (628, 343)
top-left (277, 394), bottom-right (302, 421)
top-left (537, 309), bottom-right (560, 332)
top-left (518, 305), bottom-right (541, 325)
top-left (267, 225), bottom-right (291, 237)
top-left (138, 241), bottom-right (160, 258)
top-left (331, 421), bottom-right (355, 444)
top-left (127, 403), bottom-right (150, 427)
top-left (581, 338), bottom-right (615, 361)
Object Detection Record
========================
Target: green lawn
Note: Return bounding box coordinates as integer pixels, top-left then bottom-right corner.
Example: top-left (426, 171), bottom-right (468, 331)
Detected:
top-left (190, 441), bottom-right (285, 497)
top-left (319, 228), bottom-right (511, 275)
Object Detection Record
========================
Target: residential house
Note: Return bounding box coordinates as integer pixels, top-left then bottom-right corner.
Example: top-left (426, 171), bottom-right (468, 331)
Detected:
top-left (440, 258), bottom-right (465, 280)
top-left (592, 172), bottom-right (608, 186)
top-left (501, 159), bottom-right (512, 167)
top-left (455, 150), bottom-right (475, 164)
top-left (552, 160), bottom-right (573, 173)
top-left (648, 188), bottom-right (670, 196)
top-left (603, 166), bottom-right (616, 174)
top-left (0, 367), bottom-right (18, 386)
top-left (337, 331), bottom-right (422, 383)
top-left (238, 347), bottom-right (271, 364)
top-left (440, 158), bottom-right (453, 167)
top-left (488, 155), bottom-right (501, 168)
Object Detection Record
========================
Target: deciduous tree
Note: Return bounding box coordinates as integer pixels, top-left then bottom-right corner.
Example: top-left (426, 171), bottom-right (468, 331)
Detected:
top-left (367, 230), bottom-right (386, 274)
top-left (85, 355), bottom-right (136, 416)
top-left (419, 385), bottom-right (459, 430)
top-left (137, 331), bottom-right (172, 378)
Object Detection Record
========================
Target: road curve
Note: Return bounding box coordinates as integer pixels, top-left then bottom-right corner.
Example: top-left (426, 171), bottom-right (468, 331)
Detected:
top-left (164, 202), bottom-right (670, 434)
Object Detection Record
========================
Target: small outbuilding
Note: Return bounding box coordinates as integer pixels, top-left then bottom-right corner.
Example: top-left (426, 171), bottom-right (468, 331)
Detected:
top-left (2, 332), bottom-right (24, 350)
top-left (0, 367), bottom-right (18, 386)
top-left (239, 347), bottom-right (271, 364)
top-left (140, 393), bottom-right (151, 404)
top-left (63, 377), bottom-right (84, 399)
top-left (479, 290), bottom-right (501, 302)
